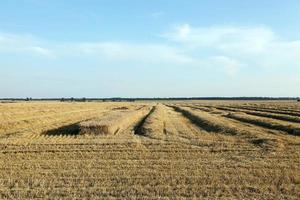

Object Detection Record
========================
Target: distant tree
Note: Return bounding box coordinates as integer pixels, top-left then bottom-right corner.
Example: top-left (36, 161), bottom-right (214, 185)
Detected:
top-left (61, 98), bottom-right (65, 102)
top-left (25, 97), bottom-right (30, 101)
top-left (70, 97), bottom-right (74, 102)
top-left (82, 97), bottom-right (86, 102)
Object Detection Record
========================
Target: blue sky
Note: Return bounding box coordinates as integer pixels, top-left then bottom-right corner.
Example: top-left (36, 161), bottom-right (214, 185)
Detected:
top-left (0, 0), bottom-right (300, 98)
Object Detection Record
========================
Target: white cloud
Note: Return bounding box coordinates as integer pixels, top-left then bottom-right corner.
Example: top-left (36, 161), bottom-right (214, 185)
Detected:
top-left (164, 24), bottom-right (276, 53)
top-left (163, 24), bottom-right (300, 72)
top-left (75, 42), bottom-right (196, 65)
top-left (175, 24), bottom-right (191, 40)
top-left (0, 32), bottom-right (55, 58)
top-left (211, 56), bottom-right (241, 76)
top-left (2, 24), bottom-right (300, 76)
top-left (0, 31), bottom-right (199, 65)
top-left (26, 46), bottom-right (55, 57)
top-left (151, 11), bottom-right (164, 19)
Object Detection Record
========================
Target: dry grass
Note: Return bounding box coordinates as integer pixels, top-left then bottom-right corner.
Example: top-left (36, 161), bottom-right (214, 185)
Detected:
top-left (79, 106), bottom-right (152, 135)
top-left (212, 106), bottom-right (300, 123)
top-left (137, 104), bottom-right (166, 139)
top-left (226, 112), bottom-right (300, 136)
top-left (0, 101), bottom-right (299, 199)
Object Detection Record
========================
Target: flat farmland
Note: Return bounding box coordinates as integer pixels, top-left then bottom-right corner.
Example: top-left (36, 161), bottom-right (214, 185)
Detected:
top-left (0, 101), bottom-right (299, 199)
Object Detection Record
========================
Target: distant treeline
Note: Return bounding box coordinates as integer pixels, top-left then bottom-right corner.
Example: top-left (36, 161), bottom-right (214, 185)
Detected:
top-left (0, 97), bottom-right (299, 102)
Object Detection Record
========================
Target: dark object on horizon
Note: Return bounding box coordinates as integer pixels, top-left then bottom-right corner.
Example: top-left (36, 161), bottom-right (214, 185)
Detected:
top-left (0, 97), bottom-right (298, 102)
top-left (60, 97), bottom-right (86, 102)
top-left (80, 97), bottom-right (86, 102)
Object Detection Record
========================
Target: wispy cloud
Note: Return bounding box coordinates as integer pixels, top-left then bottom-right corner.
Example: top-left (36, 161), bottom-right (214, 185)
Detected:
top-left (163, 24), bottom-right (300, 73)
top-left (0, 31), bottom-right (198, 65)
top-left (0, 32), bottom-right (55, 58)
top-left (74, 42), bottom-right (196, 65)
top-left (163, 24), bottom-right (275, 53)
top-left (151, 11), bottom-right (164, 19)
top-left (26, 46), bottom-right (55, 57)
top-left (1, 24), bottom-right (300, 77)
top-left (211, 56), bottom-right (241, 76)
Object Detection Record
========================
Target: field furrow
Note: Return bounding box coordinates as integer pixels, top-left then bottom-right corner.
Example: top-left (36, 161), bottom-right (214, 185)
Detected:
top-left (1, 101), bottom-right (300, 199)
top-left (210, 106), bottom-right (300, 123)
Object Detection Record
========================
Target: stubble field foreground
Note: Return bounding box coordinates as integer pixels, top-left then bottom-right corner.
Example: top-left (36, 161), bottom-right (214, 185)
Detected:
top-left (0, 101), bottom-right (299, 199)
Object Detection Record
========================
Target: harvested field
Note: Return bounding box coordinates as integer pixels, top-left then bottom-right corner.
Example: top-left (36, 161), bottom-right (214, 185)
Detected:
top-left (0, 101), bottom-right (300, 199)
top-left (79, 106), bottom-right (152, 135)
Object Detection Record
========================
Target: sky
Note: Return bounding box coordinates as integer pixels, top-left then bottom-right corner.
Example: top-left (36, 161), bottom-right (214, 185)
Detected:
top-left (0, 0), bottom-right (300, 98)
